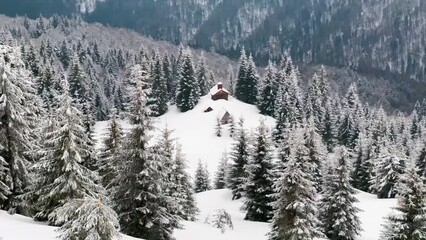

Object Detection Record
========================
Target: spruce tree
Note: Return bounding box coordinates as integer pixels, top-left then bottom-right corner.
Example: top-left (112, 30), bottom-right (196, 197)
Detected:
top-left (304, 118), bottom-right (327, 192)
top-left (235, 49), bottom-right (247, 102)
top-left (112, 64), bottom-right (178, 240)
top-left (54, 198), bottom-right (121, 240)
top-left (98, 108), bottom-right (123, 190)
top-left (194, 160), bottom-right (211, 193)
top-left (243, 120), bottom-right (275, 222)
top-left (214, 152), bottom-right (228, 190)
top-left (173, 145), bottom-right (198, 221)
top-left (381, 167), bottom-right (426, 240)
top-left (374, 143), bottom-right (406, 198)
top-left (30, 78), bottom-right (104, 224)
top-left (416, 141), bottom-right (426, 177)
top-left (235, 50), bottom-right (259, 105)
top-left (228, 118), bottom-right (250, 200)
top-left (257, 61), bottom-right (278, 116)
top-left (197, 52), bottom-right (212, 96)
top-left (319, 146), bottom-right (362, 240)
top-left (0, 45), bottom-right (38, 213)
top-left (150, 55), bottom-right (168, 116)
top-left (351, 134), bottom-right (374, 191)
top-left (269, 128), bottom-right (322, 240)
top-left (176, 49), bottom-right (200, 112)
top-left (163, 54), bottom-right (174, 102)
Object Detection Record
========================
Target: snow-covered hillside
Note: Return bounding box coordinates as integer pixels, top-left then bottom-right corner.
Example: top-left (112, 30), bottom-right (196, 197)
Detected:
top-left (0, 94), bottom-right (399, 240)
top-left (94, 94), bottom-right (275, 175)
top-left (0, 189), bottom-right (396, 240)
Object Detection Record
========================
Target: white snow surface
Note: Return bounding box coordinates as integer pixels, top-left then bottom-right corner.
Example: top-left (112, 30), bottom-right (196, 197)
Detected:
top-left (0, 189), bottom-right (397, 240)
top-left (94, 95), bottom-right (276, 176)
top-left (0, 96), bottom-right (398, 239)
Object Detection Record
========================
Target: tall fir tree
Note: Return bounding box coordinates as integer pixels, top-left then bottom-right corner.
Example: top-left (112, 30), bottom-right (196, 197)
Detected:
top-left (269, 128), bottom-right (322, 240)
top-left (235, 51), bottom-right (259, 104)
top-left (304, 118), bottom-right (327, 192)
top-left (149, 54), bottom-right (168, 116)
top-left (176, 49), bottom-right (200, 112)
top-left (173, 145), bottom-right (198, 221)
top-left (381, 167), bottom-right (426, 239)
top-left (0, 45), bottom-right (38, 213)
top-left (214, 152), bottom-right (228, 190)
top-left (319, 146), bottom-right (362, 240)
top-left (30, 77), bottom-right (104, 224)
top-left (196, 52), bottom-right (212, 96)
top-left (112, 64), bottom-right (178, 240)
top-left (243, 120), bottom-right (275, 222)
top-left (98, 108), bottom-right (123, 190)
top-left (228, 118), bottom-right (250, 200)
top-left (194, 160), bottom-right (211, 193)
top-left (257, 61), bottom-right (278, 117)
top-left (373, 142), bottom-right (406, 198)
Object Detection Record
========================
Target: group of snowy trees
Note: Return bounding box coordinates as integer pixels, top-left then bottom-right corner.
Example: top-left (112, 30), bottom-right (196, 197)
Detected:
top-left (1, 15), bottom-right (218, 121)
top-left (0, 44), bottom-right (198, 239)
top-left (213, 49), bottom-right (426, 240)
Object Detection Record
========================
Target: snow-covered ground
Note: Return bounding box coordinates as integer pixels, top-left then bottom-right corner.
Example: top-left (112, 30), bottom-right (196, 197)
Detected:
top-left (0, 95), bottom-right (397, 239)
top-left (94, 95), bottom-right (276, 176)
top-left (0, 189), bottom-right (397, 240)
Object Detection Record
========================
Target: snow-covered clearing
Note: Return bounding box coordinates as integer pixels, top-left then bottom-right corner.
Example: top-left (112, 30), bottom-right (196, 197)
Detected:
top-left (94, 95), bottom-right (276, 176)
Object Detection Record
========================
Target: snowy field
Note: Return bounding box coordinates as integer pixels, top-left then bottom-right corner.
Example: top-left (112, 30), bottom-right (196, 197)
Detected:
top-left (0, 190), bottom-right (396, 240)
top-left (94, 95), bottom-right (276, 176)
top-left (0, 95), bottom-right (397, 239)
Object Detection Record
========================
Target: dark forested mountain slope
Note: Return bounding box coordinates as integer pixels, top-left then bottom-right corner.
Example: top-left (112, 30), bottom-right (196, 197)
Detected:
top-left (1, 0), bottom-right (423, 84)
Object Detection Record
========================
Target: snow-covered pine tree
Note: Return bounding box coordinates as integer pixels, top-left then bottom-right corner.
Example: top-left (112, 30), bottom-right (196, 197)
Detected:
top-left (304, 118), bottom-right (327, 192)
top-left (68, 55), bottom-right (95, 134)
top-left (0, 45), bottom-right (38, 213)
top-left (215, 117), bottom-right (222, 137)
top-left (351, 133), bottom-right (374, 192)
top-left (235, 48), bottom-right (247, 102)
top-left (257, 61), bottom-right (278, 117)
top-left (214, 152), bottom-right (228, 190)
top-left (374, 142), bottom-right (406, 198)
top-left (227, 64), bottom-right (235, 95)
top-left (30, 77), bottom-right (104, 224)
top-left (98, 108), bottom-right (123, 190)
top-left (322, 98), bottom-right (338, 152)
top-left (194, 160), bottom-right (211, 193)
top-left (416, 140), bottom-right (426, 177)
top-left (196, 52), bottom-right (211, 96)
top-left (381, 167), bottom-right (426, 239)
top-left (242, 54), bottom-right (259, 105)
top-left (338, 83), bottom-right (364, 150)
top-left (305, 73), bottom-right (324, 130)
top-left (112, 64), bottom-right (179, 240)
top-left (54, 198), bottom-right (121, 240)
top-left (173, 145), bottom-right (198, 221)
top-left (149, 54), bottom-right (168, 116)
top-left (269, 128), bottom-right (322, 240)
top-left (228, 117), bottom-right (250, 200)
top-left (155, 126), bottom-right (185, 228)
top-left (243, 120), bottom-right (275, 222)
top-left (319, 146), bottom-right (362, 240)
top-left (228, 115), bottom-right (236, 137)
top-left (162, 54), bottom-right (174, 102)
top-left (176, 48), bottom-right (200, 112)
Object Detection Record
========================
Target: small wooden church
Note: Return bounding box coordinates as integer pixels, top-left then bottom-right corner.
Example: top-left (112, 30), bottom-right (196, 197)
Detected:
top-left (210, 82), bottom-right (229, 101)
